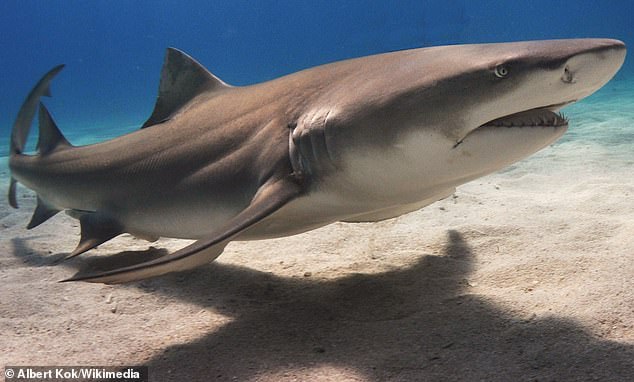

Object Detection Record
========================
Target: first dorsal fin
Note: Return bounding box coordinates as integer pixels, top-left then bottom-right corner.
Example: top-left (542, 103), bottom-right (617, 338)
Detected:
top-left (36, 103), bottom-right (71, 155)
top-left (141, 48), bottom-right (231, 128)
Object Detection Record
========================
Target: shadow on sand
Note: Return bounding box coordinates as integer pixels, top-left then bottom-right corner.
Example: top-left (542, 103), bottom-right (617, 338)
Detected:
top-left (11, 231), bottom-right (634, 381)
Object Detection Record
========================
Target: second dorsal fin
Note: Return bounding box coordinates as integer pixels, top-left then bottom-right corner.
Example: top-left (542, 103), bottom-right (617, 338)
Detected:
top-left (36, 103), bottom-right (71, 155)
top-left (141, 48), bottom-right (230, 128)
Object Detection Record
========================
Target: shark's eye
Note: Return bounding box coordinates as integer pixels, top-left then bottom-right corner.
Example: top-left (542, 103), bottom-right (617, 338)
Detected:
top-left (494, 65), bottom-right (509, 78)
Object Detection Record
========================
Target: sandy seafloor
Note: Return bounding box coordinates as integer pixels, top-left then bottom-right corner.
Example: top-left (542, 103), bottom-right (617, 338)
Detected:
top-left (0, 79), bottom-right (633, 381)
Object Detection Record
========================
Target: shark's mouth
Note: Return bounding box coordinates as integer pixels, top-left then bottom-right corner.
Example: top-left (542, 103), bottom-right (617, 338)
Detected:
top-left (481, 107), bottom-right (568, 129)
top-left (455, 104), bottom-right (571, 148)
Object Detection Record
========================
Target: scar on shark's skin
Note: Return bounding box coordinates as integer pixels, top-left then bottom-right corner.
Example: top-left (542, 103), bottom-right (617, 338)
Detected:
top-left (8, 39), bottom-right (626, 283)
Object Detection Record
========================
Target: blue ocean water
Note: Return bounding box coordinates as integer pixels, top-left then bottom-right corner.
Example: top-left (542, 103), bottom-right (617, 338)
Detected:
top-left (0, 0), bottom-right (632, 153)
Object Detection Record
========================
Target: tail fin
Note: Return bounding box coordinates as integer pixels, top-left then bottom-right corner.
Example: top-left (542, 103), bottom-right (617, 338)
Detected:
top-left (9, 65), bottom-right (65, 155)
top-left (8, 65), bottom-right (64, 208)
top-left (19, 103), bottom-right (70, 228)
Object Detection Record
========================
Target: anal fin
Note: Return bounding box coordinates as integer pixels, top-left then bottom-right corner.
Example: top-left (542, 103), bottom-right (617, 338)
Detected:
top-left (67, 212), bottom-right (123, 259)
top-left (27, 197), bottom-right (61, 229)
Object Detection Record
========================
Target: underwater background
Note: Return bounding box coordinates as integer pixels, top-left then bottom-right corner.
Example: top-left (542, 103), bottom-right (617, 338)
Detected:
top-left (2, 2), bottom-right (634, 380)
top-left (0, 0), bottom-right (632, 154)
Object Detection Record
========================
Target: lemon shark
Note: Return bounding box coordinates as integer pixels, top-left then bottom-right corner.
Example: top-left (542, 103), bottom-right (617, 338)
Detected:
top-left (8, 39), bottom-right (626, 283)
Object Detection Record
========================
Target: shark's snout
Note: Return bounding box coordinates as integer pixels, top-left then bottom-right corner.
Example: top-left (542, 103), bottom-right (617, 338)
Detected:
top-left (561, 39), bottom-right (626, 98)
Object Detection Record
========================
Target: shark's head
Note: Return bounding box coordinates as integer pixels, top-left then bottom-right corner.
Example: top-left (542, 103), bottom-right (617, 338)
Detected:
top-left (308, 39), bottom-right (626, 205)
top-left (442, 39), bottom-right (626, 143)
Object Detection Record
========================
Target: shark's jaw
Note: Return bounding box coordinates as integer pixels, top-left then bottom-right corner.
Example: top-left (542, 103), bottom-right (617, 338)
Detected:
top-left (482, 106), bottom-right (569, 129)
top-left (456, 103), bottom-right (571, 148)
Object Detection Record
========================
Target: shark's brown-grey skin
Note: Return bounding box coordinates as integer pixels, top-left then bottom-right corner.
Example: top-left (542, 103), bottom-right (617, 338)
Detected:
top-left (8, 39), bottom-right (626, 283)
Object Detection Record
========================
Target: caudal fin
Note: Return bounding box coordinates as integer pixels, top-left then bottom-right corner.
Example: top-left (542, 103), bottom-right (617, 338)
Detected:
top-left (8, 65), bottom-right (64, 208)
top-left (9, 65), bottom-right (64, 155)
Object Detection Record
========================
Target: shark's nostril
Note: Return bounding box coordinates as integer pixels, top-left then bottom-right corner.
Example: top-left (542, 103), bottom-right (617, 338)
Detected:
top-left (562, 66), bottom-right (575, 83)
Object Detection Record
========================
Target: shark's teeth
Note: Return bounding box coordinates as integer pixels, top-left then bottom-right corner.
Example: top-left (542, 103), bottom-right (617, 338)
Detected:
top-left (485, 108), bottom-right (568, 128)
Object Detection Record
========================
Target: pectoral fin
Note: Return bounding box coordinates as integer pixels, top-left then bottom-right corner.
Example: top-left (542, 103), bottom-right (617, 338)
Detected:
top-left (64, 176), bottom-right (301, 284)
